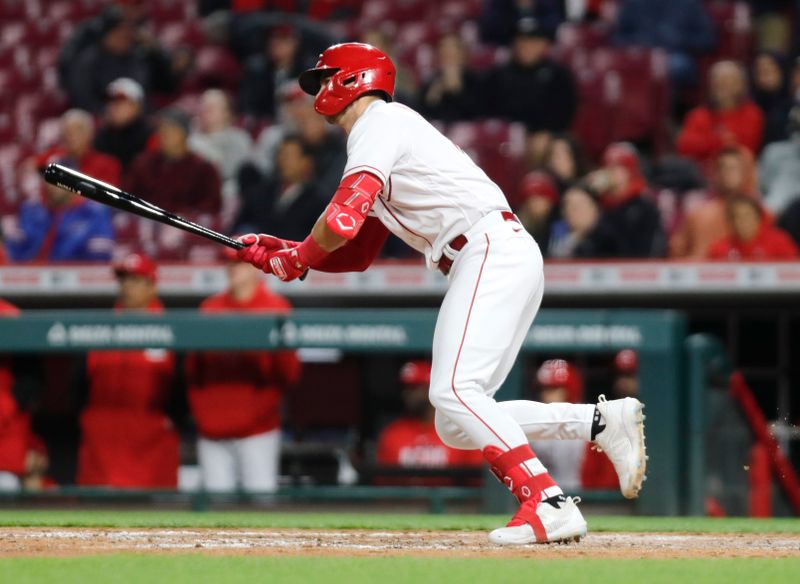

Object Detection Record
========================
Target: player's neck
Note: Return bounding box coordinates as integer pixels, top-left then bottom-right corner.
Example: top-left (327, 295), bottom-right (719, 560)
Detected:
top-left (335, 96), bottom-right (382, 134)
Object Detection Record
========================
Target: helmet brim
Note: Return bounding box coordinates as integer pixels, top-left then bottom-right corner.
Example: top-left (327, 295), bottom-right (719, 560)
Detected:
top-left (298, 67), bottom-right (339, 96)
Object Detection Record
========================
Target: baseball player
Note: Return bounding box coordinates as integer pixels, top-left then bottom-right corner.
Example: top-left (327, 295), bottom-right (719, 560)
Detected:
top-left (238, 43), bottom-right (647, 544)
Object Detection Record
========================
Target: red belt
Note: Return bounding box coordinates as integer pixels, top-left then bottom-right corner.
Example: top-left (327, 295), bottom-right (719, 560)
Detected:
top-left (438, 211), bottom-right (520, 276)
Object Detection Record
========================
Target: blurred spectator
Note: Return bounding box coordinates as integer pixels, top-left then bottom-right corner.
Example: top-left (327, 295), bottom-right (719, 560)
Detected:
top-left (126, 108), bottom-right (222, 217)
top-left (5, 124), bottom-right (116, 262)
top-left (238, 25), bottom-right (310, 119)
top-left (361, 30), bottom-right (418, 106)
top-left (0, 299), bottom-right (27, 492)
top-left (482, 17), bottom-right (577, 132)
top-left (676, 61), bottom-right (765, 165)
top-left (185, 248), bottom-right (300, 493)
top-left (530, 359), bottom-right (586, 492)
top-left (63, 4), bottom-right (180, 113)
top-left (77, 254), bottom-right (179, 488)
top-left (189, 89), bottom-right (254, 225)
top-left (612, 349), bottom-right (639, 398)
top-left (251, 83), bottom-right (310, 177)
top-left (777, 198), bottom-right (800, 248)
top-left (613, 0), bottom-right (716, 88)
top-left (751, 52), bottom-right (793, 146)
top-left (760, 105), bottom-right (800, 215)
top-left (671, 146), bottom-right (758, 259)
top-left (234, 135), bottom-right (325, 240)
top-left (544, 133), bottom-right (589, 193)
top-left (418, 33), bottom-right (482, 122)
top-left (94, 78), bottom-right (154, 170)
top-left (586, 143), bottom-right (666, 257)
top-left (516, 171), bottom-right (560, 250)
top-left (480, 0), bottom-right (566, 45)
top-left (548, 183), bottom-right (621, 258)
top-left (294, 99), bottom-right (348, 195)
top-left (707, 197), bottom-right (799, 260)
top-left (376, 360), bottom-right (482, 485)
top-left (523, 130), bottom-right (554, 172)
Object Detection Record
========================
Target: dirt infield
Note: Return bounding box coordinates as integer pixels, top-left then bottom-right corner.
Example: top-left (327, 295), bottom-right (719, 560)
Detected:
top-left (1, 528), bottom-right (799, 559)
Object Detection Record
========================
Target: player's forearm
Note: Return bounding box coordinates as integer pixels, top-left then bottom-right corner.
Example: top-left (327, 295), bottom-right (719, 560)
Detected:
top-left (310, 214), bottom-right (348, 253)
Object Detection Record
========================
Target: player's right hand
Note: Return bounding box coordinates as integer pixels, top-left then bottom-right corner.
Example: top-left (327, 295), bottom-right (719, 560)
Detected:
top-left (237, 234), bottom-right (298, 272)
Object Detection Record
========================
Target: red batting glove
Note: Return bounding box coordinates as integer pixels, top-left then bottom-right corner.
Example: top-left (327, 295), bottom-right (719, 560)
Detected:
top-left (268, 236), bottom-right (330, 282)
top-left (236, 234), bottom-right (298, 273)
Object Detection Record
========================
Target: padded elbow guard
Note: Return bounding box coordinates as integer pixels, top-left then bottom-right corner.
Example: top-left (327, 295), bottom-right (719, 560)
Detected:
top-left (324, 172), bottom-right (384, 240)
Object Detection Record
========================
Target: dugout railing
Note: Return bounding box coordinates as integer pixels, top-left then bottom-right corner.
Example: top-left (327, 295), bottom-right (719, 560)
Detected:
top-left (0, 308), bottom-right (698, 515)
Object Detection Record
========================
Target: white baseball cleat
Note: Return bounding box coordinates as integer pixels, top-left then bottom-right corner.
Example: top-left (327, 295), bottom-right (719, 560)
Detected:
top-left (594, 395), bottom-right (647, 499)
top-left (488, 496), bottom-right (587, 545)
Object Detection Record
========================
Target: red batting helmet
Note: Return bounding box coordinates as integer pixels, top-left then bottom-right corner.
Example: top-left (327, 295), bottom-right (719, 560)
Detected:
top-left (536, 359), bottom-right (584, 403)
top-left (399, 360), bottom-right (432, 386)
top-left (299, 42), bottom-right (396, 116)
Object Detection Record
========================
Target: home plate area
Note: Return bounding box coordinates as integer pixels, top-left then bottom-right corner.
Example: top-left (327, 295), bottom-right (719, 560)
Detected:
top-left (1, 529), bottom-right (799, 559)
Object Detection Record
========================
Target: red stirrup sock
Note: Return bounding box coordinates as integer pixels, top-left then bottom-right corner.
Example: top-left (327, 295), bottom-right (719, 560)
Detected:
top-left (483, 444), bottom-right (564, 504)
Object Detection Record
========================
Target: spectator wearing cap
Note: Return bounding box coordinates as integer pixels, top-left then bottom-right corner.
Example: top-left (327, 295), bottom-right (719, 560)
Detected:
top-left (515, 171), bottom-right (559, 250)
top-left (671, 146), bottom-right (759, 259)
top-left (613, 0), bottom-right (716, 88)
top-left (4, 112), bottom-right (117, 262)
top-left (480, 0), bottom-right (566, 45)
top-left (185, 248), bottom-right (300, 493)
top-left (586, 143), bottom-right (665, 257)
top-left (239, 25), bottom-right (312, 119)
top-left (94, 78), bottom-right (153, 170)
top-left (707, 197), bottom-right (799, 261)
top-left (418, 33), bottom-right (482, 122)
top-left (751, 52), bottom-right (793, 147)
top-left (189, 90), bottom-right (254, 225)
top-left (482, 18), bottom-right (577, 133)
top-left (760, 105), bottom-right (800, 216)
top-left (530, 359), bottom-right (586, 492)
top-left (77, 254), bottom-right (179, 488)
top-left (125, 109), bottom-right (222, 254)
top-left (677, 61), bottom-right (765, 166)
top-left (612, 350), bottom-right (639, 399)
top-left (63, 3), bottom-right (179, 113)
top-left (376, 360), bottom-right (482, 486)
top-left (234, 135), bottom-right (326, 241)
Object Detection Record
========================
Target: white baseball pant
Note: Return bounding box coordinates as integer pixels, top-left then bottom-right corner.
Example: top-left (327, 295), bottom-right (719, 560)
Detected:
top-left (429, 212), bottom-right (595, 452)
top-left (197, 429), bottom-right (280, 493)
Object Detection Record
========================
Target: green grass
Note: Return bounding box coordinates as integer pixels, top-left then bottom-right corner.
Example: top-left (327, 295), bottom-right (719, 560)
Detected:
top-left (0, 510), bottom-right (798, 533)
top-left (1, 556), bottom-right (798, 584)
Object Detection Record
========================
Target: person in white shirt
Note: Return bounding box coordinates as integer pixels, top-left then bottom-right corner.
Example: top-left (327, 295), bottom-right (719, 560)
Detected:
top-left (237, 43), bottom-right (647, 545)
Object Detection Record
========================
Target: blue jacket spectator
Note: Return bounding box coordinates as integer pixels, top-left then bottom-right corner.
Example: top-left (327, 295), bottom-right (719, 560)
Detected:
top-left (5, 187), bottom-right (114, 262)
top-left (614, 0), bottom-right (717, 87)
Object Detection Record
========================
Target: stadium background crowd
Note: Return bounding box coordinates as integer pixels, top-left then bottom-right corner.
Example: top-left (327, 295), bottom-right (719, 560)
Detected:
top-left (0, 0), bottom-right (798, 501)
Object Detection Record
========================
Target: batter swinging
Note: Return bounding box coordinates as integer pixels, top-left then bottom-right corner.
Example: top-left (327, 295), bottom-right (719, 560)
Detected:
top-left (238, 43), bottom-right (647, 545)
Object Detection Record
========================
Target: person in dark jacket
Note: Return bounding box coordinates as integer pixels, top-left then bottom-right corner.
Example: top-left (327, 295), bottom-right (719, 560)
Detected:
top-left (480, 0), bottom-right (566, 45)
top-left (234, 135), bottom-right (326, 241)
top-left (64, 5), bottom-right (179, 113)
top-left (238, 25), bottom-right (312, 119)
top-left (548, 183), bottom-right (622, 259)
top-left (482, 17), bottom-right (577, 132)
top-left (94, 78), bottom-right (153, 170)
top-left (418, 33), bottom-right (482, 122)
top-left (586, 143), bottom-right (666, 257)
top-left (751, 51), bottom-right (793, 147)
top-left (613, 0), bottom-right (716, 88)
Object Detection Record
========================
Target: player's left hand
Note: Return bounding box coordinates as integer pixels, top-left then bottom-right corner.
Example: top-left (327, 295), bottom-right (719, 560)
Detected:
top-left (267, 246), bottom-right (309, 282)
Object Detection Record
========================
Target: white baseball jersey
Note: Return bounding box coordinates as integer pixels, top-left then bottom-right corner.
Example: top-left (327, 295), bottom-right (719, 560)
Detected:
top-left (342, 100), bottom-right (511, 269)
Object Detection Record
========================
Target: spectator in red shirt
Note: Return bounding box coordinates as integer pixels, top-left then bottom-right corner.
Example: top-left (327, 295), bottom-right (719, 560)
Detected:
top-left (708, 197), bottom-right (799, 261)
top-left (530, 360), bottom-right (586, 492)
top-left (376, 360), bottom-right (482, 485)
top-left (515, 171), bottom-right (559, 251)
top-left (670, 146), bottom-right (759, 259)
top-left (0, 299), bottom-right (28, 492)
top-left (677, 60), bottom-right (765, 166)
top-left (185, 248), bottom-right (300, 493)
top-left (125, 108), bottom-right (222, 258)
top-left (77, 254), bottom-right (179, 488)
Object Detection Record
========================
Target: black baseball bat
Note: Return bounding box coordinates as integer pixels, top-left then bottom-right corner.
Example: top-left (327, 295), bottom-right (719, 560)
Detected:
top-left (43, 163), bottom-right (244, 251)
